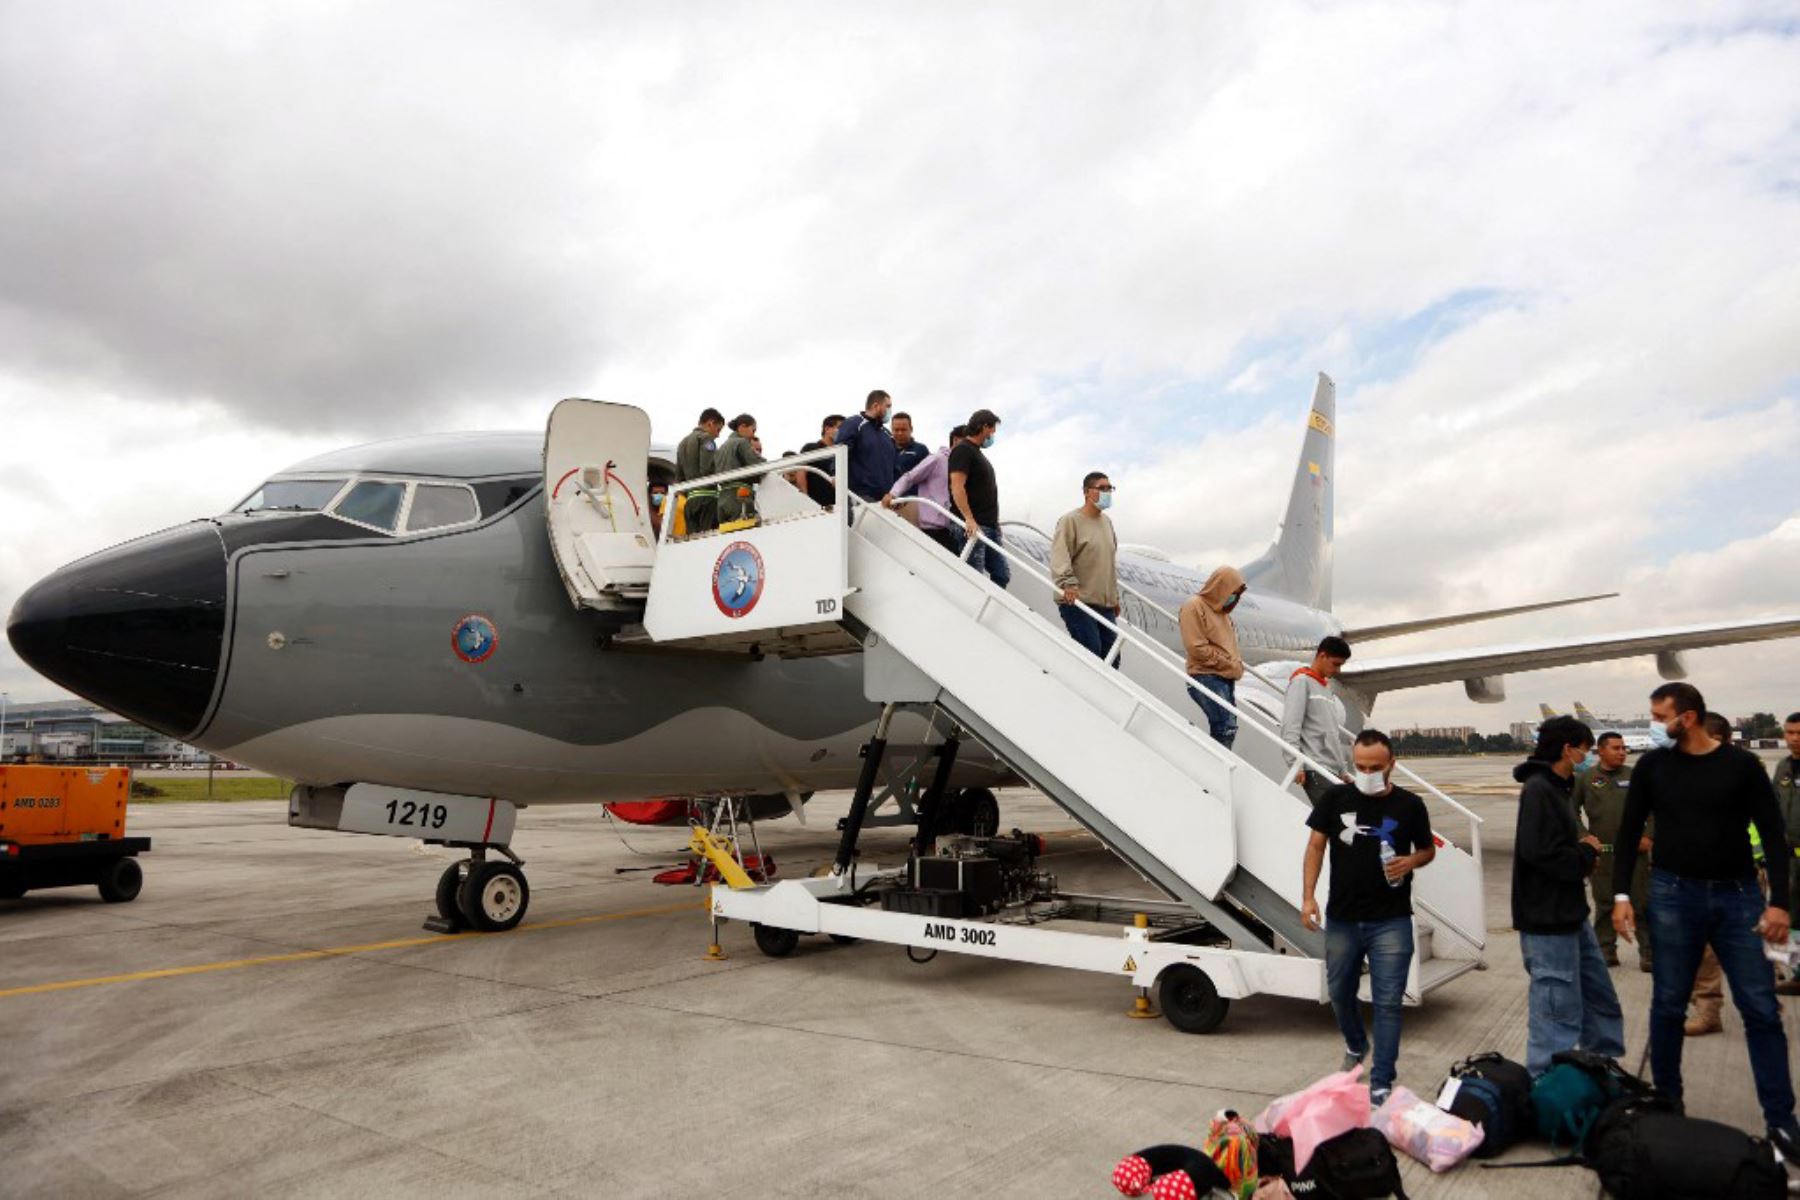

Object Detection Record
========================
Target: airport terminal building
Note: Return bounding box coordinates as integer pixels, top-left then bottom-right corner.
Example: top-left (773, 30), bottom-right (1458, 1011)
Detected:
top-left (0, 698), bottom-right (200, 763)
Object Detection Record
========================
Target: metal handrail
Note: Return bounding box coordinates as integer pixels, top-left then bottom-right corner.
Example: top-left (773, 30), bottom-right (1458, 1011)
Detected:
top-left (919, 499), bottom-right (1486, 948)
top-left (888, 496), bottom-right (1364, 789)
top-left (659, 444), bottom-right (844, 550)
top-left (1085, 552), bottom-right (1484, 832)
top-left (996, 522), bottom-right (1486, 872)
top-left (980, 517), bottom-right (1359, 795)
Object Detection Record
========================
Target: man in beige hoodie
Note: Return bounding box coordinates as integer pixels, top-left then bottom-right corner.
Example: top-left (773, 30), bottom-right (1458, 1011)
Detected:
top-left (1180, 565), bottom-right (1247, 748)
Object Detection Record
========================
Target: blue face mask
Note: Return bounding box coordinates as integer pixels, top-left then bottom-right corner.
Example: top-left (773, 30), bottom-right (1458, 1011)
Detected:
top-left (1647, 717), bottom-right (1679, 750)
top-left (1578, 751), bottom-right (1598, 772)
top-left (982, 434), bottom-right (996, 449)
top-left (1222, 593), bottom-right (1241, 613)
top-left (1096, 491), bottom-right (1112, 511)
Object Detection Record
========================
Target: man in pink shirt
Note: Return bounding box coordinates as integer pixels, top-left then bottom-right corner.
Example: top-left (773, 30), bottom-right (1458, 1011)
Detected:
top-left (882, 424), bottom-right (967, 553)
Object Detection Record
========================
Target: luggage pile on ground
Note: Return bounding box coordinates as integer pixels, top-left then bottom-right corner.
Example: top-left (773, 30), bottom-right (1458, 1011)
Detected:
top-left (1107, 1050), bottom-right (1793, 1198)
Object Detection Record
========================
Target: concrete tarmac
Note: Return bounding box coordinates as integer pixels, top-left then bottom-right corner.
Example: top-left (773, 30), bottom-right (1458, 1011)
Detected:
top-left (1, 756), bottom-right (1794, 1197)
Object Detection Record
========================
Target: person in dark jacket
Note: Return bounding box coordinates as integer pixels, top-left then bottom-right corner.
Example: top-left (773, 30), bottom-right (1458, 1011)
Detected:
top-left (833, 390), bottom-right (900, 503)
top-left (1513, 715), bottom-right (1625, 1076)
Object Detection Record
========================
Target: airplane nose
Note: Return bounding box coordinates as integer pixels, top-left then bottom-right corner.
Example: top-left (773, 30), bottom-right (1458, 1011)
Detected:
top-left (6, 523), bottom-right (228, 739)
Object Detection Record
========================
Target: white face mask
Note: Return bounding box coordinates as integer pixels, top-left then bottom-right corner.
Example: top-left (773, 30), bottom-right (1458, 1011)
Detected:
top-left (1353, 769), bottom-right (1387, 796)
top-left (1647, 716), bottom-right (1679, 750)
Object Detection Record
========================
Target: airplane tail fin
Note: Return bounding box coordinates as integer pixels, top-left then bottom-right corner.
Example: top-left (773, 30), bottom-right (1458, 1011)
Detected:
top-left (1575, 702), bottom-right (1597, 722)
top-left (1242, 373), bottom-right (1335, 610)
top-left (1538, 703), bottom-right (1561, 720)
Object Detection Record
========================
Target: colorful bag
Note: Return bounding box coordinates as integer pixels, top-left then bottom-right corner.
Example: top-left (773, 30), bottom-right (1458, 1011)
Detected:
top-left (1371, 1086), bottom-right (1484, 1172)
top-left (1202, 1110), bottom-right (1259, 1199)
top-left (1254, 1065), bottom-right (1371, 1174)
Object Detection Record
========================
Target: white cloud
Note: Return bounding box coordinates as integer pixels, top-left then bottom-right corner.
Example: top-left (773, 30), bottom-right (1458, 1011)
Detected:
top-left (2, 1), bottom-right (1798, 733)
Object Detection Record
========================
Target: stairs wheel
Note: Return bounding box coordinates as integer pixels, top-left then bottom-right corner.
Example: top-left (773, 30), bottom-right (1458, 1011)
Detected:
top-left (753, 923), bottom-right (801, 958)
top-left (1158, 964), bottom-right (1230, 1034)
top-left (953, 788), bottom-right (1000, 837)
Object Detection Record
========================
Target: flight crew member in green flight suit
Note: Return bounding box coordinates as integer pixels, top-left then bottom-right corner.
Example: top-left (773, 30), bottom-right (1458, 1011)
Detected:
top-left (676, 407), bottom-right (726, 534)
top-left (714, 414), bottom-right (766, 524)
top-left (1573, 731), bottom-right (1651, 970)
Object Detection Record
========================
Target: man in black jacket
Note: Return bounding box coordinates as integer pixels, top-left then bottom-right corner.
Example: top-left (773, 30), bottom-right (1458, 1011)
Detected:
top-left (1512, 715), bottom-right (1625, 1077)
top-left (1611, 682), bottom-right (1797, 1161)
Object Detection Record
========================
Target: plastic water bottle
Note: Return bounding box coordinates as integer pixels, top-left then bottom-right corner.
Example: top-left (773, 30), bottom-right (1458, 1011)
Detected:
top-left (1379, 840), bottom-right (1403, 889)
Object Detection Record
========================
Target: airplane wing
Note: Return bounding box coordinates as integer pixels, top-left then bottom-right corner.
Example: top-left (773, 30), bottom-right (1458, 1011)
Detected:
top-left (1338, 615), bottom-right (1800, 699)
top-left (1339, 592), bottom-right (1618, 643)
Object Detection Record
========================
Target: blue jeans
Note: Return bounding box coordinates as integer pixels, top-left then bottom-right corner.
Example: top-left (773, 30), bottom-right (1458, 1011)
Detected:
top-left (1325, 916), bottom-right (1413, 1092)
top-left (1059, 604), bottom-right (1120, 666)
top-left (1647, 869), bottom-right (1795, 1130)
top-left (1187, 674), bottom-right (1237, 749)
top-left (965, 524), bottom-right (1010, 589)
top-left (1519, 922), bottom-right (1625, 1078)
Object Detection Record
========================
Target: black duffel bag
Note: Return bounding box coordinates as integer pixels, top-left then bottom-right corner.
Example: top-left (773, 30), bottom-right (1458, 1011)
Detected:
top-left (1590, 1095), bottom-right (1788, 1199)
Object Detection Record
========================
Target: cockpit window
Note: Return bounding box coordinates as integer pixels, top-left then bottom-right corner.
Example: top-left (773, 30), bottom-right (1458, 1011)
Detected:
top-left (236, 478), bottom-right (348, 514)
top-left (332, 480), bottom-right (407, 531)
top-left (407, 483), bottom-right (478, 531)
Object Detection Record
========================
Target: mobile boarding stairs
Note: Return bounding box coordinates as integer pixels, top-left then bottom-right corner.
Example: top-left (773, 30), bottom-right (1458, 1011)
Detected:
top-left (545, 400), bottom-right (1487, 1032)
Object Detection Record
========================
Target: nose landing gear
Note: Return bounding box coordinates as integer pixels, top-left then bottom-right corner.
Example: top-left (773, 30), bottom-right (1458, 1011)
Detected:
top-left (426, 845), bottom-right (530, 933)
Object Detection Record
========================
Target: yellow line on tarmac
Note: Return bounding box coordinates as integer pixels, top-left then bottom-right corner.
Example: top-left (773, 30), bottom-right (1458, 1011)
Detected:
top-left (0, 899), bottom-right (704, 1001)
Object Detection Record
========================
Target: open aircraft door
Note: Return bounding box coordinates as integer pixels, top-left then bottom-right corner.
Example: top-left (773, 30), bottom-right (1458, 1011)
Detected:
top-left (544, 398), bottom-right (655, 611)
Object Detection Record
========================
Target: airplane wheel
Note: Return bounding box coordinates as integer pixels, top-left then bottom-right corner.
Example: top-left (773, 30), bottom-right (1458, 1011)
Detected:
top-left (752, 923), bottom-right (800, 958)
top-left (459, 862), bottom-right (529, 932)
top-left (97, 857), bottom-right (144, 903)
top-left (434, 864), bottom-right (466, 925)
top-left (954, 788), bottom-right (1000, 837)
top-left (1158, 965), bottom-right (1229, 1034)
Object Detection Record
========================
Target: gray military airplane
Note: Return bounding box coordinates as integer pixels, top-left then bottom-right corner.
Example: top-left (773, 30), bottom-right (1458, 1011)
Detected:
top-left (9, 375), bottom-right (1798, 928)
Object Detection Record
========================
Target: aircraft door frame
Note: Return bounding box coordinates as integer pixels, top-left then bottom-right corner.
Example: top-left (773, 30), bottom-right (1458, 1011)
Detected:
top-left (544, 399), bottom-right (655, 610)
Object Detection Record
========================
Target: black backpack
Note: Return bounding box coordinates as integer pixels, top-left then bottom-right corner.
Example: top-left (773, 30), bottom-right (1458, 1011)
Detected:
top-left (1589, 1096), bottom-right (1789, 1199)
top-left (1441, 1052), bottom-right (1533, 1158)
top-left (1290, 1128), bottom-right (1410, 1199)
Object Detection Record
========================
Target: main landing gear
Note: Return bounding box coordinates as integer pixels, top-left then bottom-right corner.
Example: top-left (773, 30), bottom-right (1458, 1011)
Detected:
top-left (426, 846), bottom-right (530, 933)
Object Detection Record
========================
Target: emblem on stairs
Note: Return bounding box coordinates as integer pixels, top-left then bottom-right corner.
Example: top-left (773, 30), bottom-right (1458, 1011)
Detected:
top-left (711, 542), bottom-right (765, 619)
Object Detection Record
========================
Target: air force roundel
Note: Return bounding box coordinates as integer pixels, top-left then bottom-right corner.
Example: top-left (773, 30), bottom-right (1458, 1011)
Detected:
top-left (712, 541), bottom-right (765, 619)
top-left (452, 613), bottom-right (499, 663)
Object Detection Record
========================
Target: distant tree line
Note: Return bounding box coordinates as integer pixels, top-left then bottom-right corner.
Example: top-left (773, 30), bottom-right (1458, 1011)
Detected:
top-left (1393, 731), bottom-right (1526, 756)
top-left (1740, 712), bottom-right (1782, 740)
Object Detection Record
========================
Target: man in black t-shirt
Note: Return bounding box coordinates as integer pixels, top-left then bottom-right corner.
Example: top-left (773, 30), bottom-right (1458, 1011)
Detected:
top-left (948, 407), bottom-right (1009, 589)
top-left (1301, 729), bottom-right (1435, 1106)
top-left (1610, 682), bottom-right (1797, 1159)
top-left (799, 415), bottom-right (844, 508)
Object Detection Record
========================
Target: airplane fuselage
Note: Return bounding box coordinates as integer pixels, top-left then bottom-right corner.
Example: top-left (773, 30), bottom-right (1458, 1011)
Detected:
top-left (6, 431), bottom-right (1349, 808)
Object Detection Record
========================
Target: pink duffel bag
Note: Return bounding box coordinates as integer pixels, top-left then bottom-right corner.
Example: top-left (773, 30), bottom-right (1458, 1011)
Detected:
top-left (1253, 1065), bottom-right (1371, 1174)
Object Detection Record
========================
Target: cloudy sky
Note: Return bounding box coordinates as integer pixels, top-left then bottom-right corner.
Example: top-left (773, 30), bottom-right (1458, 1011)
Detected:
top-left (2, 1), bottom-right (1797, 731)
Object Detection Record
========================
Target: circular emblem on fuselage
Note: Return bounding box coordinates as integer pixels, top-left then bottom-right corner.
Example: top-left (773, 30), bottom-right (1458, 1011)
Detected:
top-left (452, 613), bottom-right (499, 663)
top-left (712, 542), bottom-right (765, 619)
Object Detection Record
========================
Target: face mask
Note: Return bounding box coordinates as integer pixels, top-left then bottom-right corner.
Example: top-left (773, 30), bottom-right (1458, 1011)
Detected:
top-left (1578, 751), bottom-right (1598, 772)
top-left (1647, 717), bottom-right (1679, 750)
top-left (981, 434), bottom-right (996, 449)
top-left (1096, 492), bottom-right (1112, 511)
top-left (1222, 593), bottom-right (1240, 613)
top-left (1353, 770), bottom-right (1387, 797)
top-left (873, 410), bottom-right (888, 425)
top-left (651, 494), bottom-right (665, 509)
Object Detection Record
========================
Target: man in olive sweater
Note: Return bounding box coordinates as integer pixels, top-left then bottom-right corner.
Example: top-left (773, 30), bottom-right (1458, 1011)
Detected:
top-left (1049, 471), bottom-right (1120, 662)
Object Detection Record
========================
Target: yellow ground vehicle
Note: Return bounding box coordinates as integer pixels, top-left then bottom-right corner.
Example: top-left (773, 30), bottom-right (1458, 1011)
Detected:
top-left (0, 766), bottom-right (150, 902)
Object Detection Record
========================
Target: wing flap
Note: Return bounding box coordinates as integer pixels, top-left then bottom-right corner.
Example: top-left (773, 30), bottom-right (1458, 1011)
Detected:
top-left (1338, 615), bottom-right (1800, 696)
